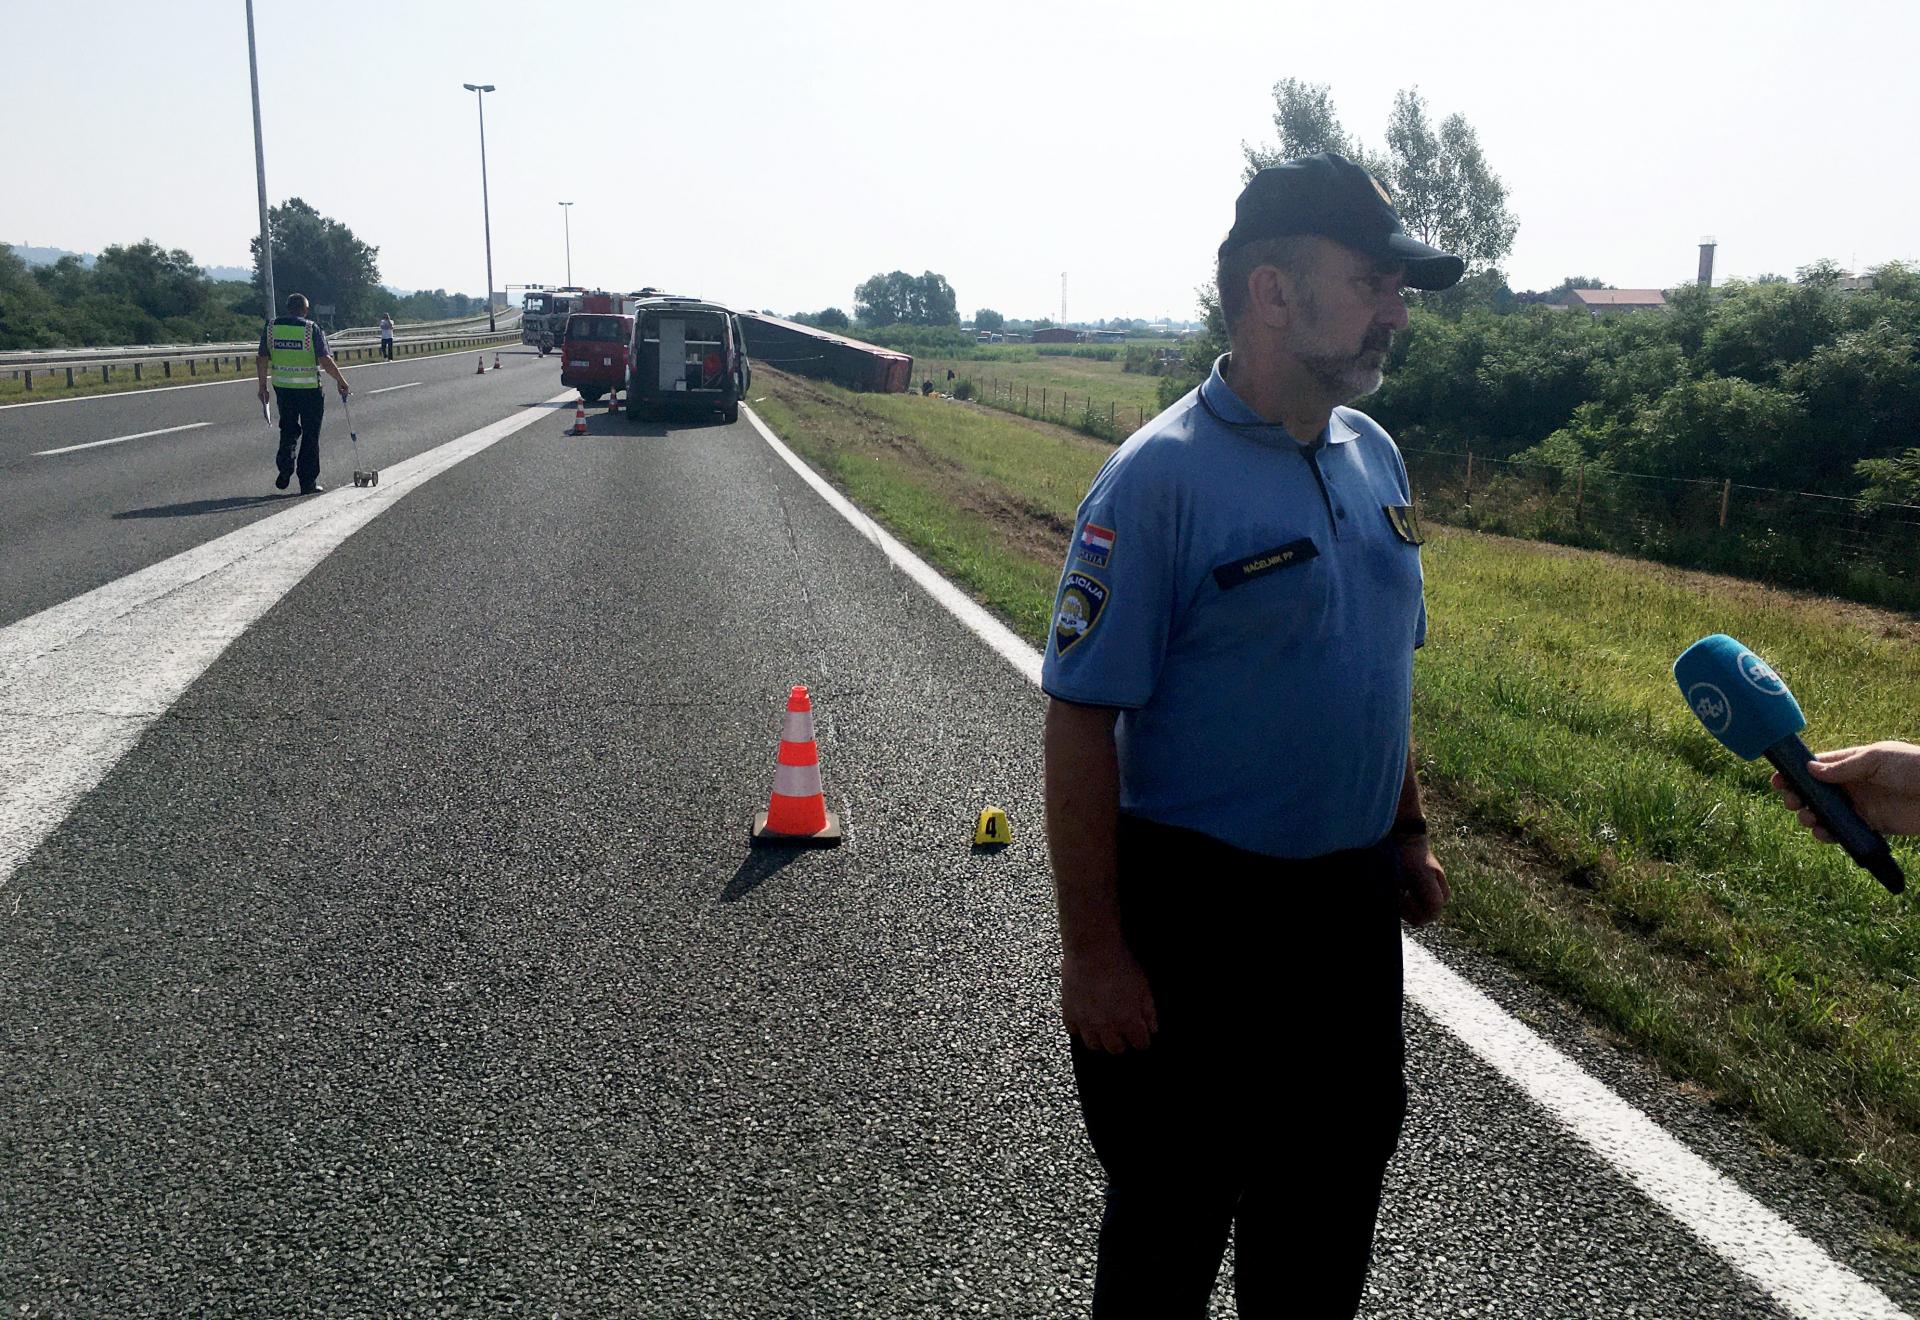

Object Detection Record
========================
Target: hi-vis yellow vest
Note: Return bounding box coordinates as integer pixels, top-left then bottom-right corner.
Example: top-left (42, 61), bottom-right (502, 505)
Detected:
top-left (268, 319), bottom-right (320, 389)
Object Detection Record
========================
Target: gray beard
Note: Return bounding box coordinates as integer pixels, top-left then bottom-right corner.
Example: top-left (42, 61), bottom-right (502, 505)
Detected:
top-left (1297, 350), bottom-right (1385, 403)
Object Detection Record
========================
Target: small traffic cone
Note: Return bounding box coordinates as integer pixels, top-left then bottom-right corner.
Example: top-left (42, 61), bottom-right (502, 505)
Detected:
top-left (751, 685), bottom-right (842, 846)
top-left (493, 352), bottom-right (502, 370)
top-left (476, 354), bottom-right (487, 374)
top-left (606, 389), bottom-right (619, 414)
top-left (570, 400), bottom-right (588, 435)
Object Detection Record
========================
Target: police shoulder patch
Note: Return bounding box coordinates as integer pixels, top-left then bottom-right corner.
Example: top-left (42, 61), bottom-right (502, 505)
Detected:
top-left (1384, 503), bottom-right (1425, 545)
top-left (1052, 571), bottom-right (1110, 655)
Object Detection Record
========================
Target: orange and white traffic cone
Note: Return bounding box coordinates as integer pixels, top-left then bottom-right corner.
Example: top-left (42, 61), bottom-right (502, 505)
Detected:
top-left (493, 352), bottom-right (502, 370)
top-left (606, 389), bottom-right (618, 414)
top-left (570, 400), bottom-right (588, 435)
top-left (476, 354), bottom-right (487, 374)
top-left (751, 685), bottom-right (842, 846)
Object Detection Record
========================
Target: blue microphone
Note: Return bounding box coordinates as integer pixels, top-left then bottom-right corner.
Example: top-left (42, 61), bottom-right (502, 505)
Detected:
top-left (1674, 634), bottom-right (1903, 894)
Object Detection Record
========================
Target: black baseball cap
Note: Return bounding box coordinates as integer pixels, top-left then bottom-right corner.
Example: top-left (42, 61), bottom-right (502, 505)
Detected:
top-left (1220, 152), bottom-right (1465, 292)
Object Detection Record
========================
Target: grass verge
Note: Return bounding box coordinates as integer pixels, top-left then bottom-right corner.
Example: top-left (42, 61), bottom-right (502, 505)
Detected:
top-left (748, 363), bottom-right (1920, 1261)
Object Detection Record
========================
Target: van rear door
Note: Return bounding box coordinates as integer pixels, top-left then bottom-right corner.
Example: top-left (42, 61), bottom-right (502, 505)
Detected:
top-left (656, 317), bottom-right (685, 392)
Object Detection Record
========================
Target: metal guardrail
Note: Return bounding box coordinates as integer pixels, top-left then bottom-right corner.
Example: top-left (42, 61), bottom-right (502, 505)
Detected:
top-left (0, 308), bottom-right (522, 369)
top-left (1, 329), bottom-right (523, 393)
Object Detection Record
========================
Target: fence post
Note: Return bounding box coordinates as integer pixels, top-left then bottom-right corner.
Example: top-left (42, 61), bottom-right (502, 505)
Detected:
top-left (1464, 447), bottom-right (1474, 503)
top-left (1719, 477), bottom-right (1732, 528)
top-left (23, 369), bottom-right (30, 392)
top-left (1042, 388), bottom-right (1047, 415)
top-left (1573, 463), bottom-right (1585, 525)
top-left (135, 363), bottom-right (142, 381)
top-left (163, 360), bottom-right (171, 378)
top-left (189, 359), bottom-right (196, 377)
top-left (1109, 400), bottom-right (1116, 428)
top-left (101, 365), bottom-right (110, 384)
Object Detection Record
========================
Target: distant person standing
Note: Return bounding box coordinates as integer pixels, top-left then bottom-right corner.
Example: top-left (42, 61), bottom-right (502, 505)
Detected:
top-left (255, 293), bottom-right (350, 495)
top-left (379, 313), bottom-right (395, 362)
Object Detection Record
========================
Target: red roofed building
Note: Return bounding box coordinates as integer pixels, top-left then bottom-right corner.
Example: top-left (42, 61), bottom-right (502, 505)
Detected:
top-left (1564, 288), bottom-right (1668, 315)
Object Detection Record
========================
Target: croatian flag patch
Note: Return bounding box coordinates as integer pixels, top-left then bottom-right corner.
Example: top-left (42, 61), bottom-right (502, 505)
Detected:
top-left (1076, 523), bottom-right (1116, 567)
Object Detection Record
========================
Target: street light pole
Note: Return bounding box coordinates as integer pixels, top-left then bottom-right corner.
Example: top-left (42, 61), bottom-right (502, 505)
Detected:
top-left (559, 201), bottom-right (573, 286)
top-left (245, 0), bottom-right (275, 325)
top-left (463, 82), bottom-right (497, 331)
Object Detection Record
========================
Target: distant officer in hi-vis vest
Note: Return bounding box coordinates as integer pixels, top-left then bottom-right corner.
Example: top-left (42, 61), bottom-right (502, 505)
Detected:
top-left (255, 292), bottom-right (350, 495)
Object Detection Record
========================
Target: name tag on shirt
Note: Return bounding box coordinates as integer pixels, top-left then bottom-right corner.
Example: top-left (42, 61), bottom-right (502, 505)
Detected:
top-left (1212, 537), bottom-right (1318, 590)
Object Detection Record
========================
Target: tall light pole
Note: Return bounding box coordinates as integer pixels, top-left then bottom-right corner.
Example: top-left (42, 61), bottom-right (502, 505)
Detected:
top-left (462, 83), bottom-right (497, 331)
top-left (559, 202), bottom-right (573, 285)
top-left (245, 0), bottom-right (275, 325)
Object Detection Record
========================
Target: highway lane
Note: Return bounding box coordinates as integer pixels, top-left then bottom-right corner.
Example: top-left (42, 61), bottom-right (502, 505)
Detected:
top-left (0, 345), bottom-right (557, 630)
top-left (2, 402), bottom-right (1916, 1315)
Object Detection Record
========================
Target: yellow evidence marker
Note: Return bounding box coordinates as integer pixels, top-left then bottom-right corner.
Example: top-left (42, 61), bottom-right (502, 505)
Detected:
top-left (974, 806), bottom-right (1012, 846)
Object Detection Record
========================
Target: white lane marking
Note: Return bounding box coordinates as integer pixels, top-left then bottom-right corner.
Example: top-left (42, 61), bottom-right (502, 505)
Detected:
top-left (740, 403), bottom-right (1906, 1320)
top-left (1404, 944), bottom-right (1908, 1319)
top-left (0, 350), bottom-right (502, 410)
top-left (33, 421), bottom-right (210, 457)
top-left (742, 406), bottom-right (1040, 688)
top-left (0, 390), bottom-right (575, 892)
top-left (367, 382), bottom-right (422, 396)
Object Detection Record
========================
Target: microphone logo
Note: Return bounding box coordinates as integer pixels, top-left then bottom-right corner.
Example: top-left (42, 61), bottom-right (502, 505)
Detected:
top-left (1688, 683), bottom-right (1732, 734)
top-left (1738, 652), bottom-right (1788, 696)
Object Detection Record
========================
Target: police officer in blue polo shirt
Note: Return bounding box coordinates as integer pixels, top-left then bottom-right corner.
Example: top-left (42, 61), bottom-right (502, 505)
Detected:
top-left (1041, 153), bottom-right (1462, 1318)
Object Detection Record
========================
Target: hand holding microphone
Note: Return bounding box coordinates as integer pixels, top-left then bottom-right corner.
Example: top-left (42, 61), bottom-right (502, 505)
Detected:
top-left (1772, 742), bottom-right (1920, 842)
top-left (1673, 635), bottom-right (1906, 895)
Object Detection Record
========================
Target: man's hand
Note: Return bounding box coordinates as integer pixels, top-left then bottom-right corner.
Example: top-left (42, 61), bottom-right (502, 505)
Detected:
top-left (257, 383), bottom-right (270, 404)
top-left (1772, 741), bottom-right (1920, 840)
top-left (1061, 946), bottom-right (1158, 1054)
top-left (1397, 838), bottom-right (1449, 926)
top-left (337, 381), bottom-right (351, 399)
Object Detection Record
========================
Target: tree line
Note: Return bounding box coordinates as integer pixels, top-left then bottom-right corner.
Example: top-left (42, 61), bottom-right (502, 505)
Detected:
top-left (1160, 259), bottom-right (1920, 509)
top-left (1153, 80), bottom-right (1920, 508)
top-left (0, 197), bottom-right (485, 351)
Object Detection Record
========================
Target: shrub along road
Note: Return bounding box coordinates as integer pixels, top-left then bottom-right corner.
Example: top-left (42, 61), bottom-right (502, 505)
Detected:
top-left (0, 379), bottom-right (1914, 1315)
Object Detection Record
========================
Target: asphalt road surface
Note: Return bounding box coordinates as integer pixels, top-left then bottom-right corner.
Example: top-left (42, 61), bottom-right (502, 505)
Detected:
top-left (2, 365), bottom-right (1915, 1317)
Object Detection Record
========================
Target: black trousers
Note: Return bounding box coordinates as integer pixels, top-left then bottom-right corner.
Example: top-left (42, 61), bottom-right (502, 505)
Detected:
top-left (380, 338), bottom-right (393, 360)
top-left (1070, 815), bottom-right (1407, 1318)
top-left (273, 386), bottom-right (324, 484)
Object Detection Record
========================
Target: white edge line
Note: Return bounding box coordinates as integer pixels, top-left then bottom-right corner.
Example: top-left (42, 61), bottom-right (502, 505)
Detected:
top-left (0, 390), bottom-right (578, 887)
top-left (34, 421), bottom-right (210, 457)
top-left (367, 382), bottom-right (423, 396)
top-left (742, 404), bottom-right (1041, 688)
top-left (739, 402), bottom-right (1906, 1320)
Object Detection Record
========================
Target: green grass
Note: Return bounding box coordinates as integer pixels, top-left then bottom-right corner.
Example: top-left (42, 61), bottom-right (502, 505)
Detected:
top-left (0, 333), bottom-right (520, 404)
top-left (748, 364), bottom-right (1920, 1260)
top-left (915, 352), bottom-right (1167, 423)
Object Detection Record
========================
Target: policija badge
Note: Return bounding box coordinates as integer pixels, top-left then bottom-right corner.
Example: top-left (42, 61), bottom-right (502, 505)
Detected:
top-left (1053, 571), bottom-right (1109, 655)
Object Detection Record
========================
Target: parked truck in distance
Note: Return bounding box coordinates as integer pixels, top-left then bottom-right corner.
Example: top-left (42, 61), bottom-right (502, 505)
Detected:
top-left (521, 285), bottom-right (593, 355)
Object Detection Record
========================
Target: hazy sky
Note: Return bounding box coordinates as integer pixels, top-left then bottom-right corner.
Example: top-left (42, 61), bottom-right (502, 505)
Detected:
top-left (5, 0), bottom-right (1915, 322)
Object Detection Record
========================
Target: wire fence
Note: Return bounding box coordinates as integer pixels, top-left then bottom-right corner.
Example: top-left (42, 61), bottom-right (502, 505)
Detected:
top-left (941, 372), bottom-right (1154, 443)
top-left (1402, 446), bottom-right (1920, 611)
top-left (834, 357), bottom-right (1920, 612)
